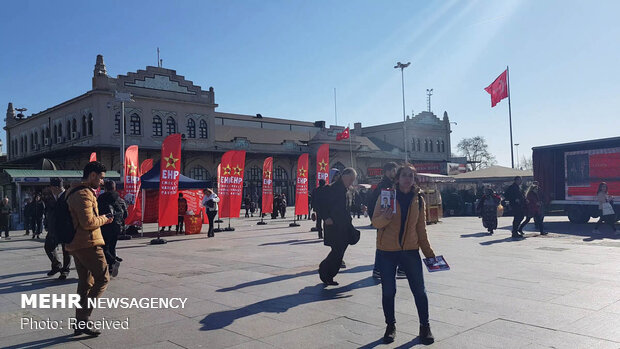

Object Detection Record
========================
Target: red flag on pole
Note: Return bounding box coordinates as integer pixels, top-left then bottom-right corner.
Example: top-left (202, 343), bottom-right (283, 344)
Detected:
top-left (90, 152), bottom-right (97, 162)
top-left (158, 134), bottom-right (182, 227)
top-left (295, 153), bottom-right (309, 216)
top-left (219, 150), bottom-right (246, 218)
top-left (484, 69), bottom-right (509, 107)
top-left (336, 127), bottom-right (350, 141)
top-left (316, 144), bottom-right (329, 187)
top-left (140, 159), bottom-right (154, 175)
top-left (262, 157), bottom-right (274, 214)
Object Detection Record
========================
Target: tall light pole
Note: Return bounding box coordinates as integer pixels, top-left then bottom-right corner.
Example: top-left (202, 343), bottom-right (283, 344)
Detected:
top-left (394, 61), bottom-right (411, 163)
top-left (514, 143), bottom-right (520, 169)
top-left (115, 91), bottom-right (134, 178)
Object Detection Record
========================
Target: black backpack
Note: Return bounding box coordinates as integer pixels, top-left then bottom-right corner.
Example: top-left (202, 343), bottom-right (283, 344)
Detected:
top-left (55, 186), bottom-right (87, 244)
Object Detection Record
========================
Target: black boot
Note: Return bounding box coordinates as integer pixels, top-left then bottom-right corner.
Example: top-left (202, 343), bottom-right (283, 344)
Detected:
top-left (383, 323), bottom-right (396, 344)
top-left (419, 324), bottom-right (434, 345)
top-left (73, 321), bottom-right (101, 337)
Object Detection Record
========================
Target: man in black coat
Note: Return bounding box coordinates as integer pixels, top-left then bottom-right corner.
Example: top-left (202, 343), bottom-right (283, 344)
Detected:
top-left (366, 162), bottom-right (399, 279)
top-left (24, 198), bottom-right (33, 236)
top-left (0, 197), bottom-right (12, 239)
top-left (97, 180), bottom-right (128, 277)
top-left (318, 168), bottom-right (358, 286)
top-left (504, 176), bottom-right (525, 239)
top-left (311, 179), bottom-right (328, 239)
top-left (31, 194), bottom-right (45, 239)
top-left (42, 177), bottom-right (72, 279)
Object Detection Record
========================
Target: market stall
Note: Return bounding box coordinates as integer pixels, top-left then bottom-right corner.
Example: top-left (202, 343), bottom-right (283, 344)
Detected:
top-left (417, 173), bottom-right (455, 224)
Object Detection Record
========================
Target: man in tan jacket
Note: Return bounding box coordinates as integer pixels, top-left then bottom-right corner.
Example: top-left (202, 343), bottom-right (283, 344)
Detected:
top-left (66, 161), bottom-right (113, 337)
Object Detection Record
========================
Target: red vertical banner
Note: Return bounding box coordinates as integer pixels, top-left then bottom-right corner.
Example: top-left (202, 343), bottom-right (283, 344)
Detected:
top-left (123, 145), bottom-right (141, 225)
top-left (158, 134), bottom-right (182, 227)
top-left (219, 150), bottom-right (246, 218)
top-left (90, 152), bottom-right (97, 162)
top-left (295, 153), bottom-right (309, 216)
top-left (262, 157), bottom-right (274, 214)
top-left (316, 144), bottom-right (329, 187)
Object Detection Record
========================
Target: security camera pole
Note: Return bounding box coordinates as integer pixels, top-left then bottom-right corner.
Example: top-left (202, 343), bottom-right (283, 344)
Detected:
top-left (115, 91), bottom-right (134, 178)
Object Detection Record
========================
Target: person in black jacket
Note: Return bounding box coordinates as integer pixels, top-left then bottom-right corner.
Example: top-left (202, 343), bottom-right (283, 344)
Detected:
top-left (504, 176), bottom-right (526, 239)
top-left (42, 177), bottom-right (72, 280)
top-left (366, 162), bottom-right (400, 279)
top-left (318, 168), bottom-right (358, 286)
top-left (24, 198), bottom-right (33, 236)
top-left (311, 179), bottom-right (328, 238)
top-left (0, 197), bottom-right (12, 239)
top-left (97, 180), bottom-right (127, 277)
top-left (31, 194), bottom-right (45, 239)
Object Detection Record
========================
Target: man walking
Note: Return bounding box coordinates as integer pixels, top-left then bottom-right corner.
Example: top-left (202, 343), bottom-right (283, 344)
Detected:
top-left (0, 197), bottom-right (11, 240)
top-left (32, 194), bottom-right (45, 239)
top-left (177, 193), bottom-right (188, 234)
top-left (66, 161), bottom-right (113, 337)
top-left (366, 162), bottom-right (405, 279)
top-left (311, 179), bottom-right (328, 239)
top-left (202, 188), bottom-right (220, 237)
top-left (319, 168), bottom-right (358, 286)
top-left (97, 180), bottom-right (127, 277)
top-left (24, 198), bottom-right (33, 236)
top-left (43, 178), bottom-right (72, 280)
top-left (505, 176), bottom-right (526, 239)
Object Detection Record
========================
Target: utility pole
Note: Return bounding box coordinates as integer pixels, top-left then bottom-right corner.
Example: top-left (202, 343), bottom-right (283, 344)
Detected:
top-left (394, 61), bottom-right (411, 163)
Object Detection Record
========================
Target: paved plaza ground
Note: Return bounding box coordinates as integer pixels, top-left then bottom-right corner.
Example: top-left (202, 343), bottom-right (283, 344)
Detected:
top-left (1, 212), bottom-right (619, 348)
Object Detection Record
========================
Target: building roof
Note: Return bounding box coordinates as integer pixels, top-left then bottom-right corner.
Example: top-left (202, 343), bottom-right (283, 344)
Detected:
top-left (4, 169), bottom-right (121, 178)
top-left (453, 166), bottom-right (532, 180)
top-left (367, 137), bottom-right (399, 151)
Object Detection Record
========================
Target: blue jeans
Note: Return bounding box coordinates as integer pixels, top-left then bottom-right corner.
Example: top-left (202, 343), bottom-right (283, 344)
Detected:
top-left (377, 249), bottom-right (429, 325)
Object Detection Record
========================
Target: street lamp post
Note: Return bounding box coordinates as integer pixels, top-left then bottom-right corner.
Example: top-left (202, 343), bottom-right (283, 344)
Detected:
top-left (115, 91), bottom-right (134, 178)
top-left (394, 62), bottom-right (411, 163)
top-left (514, 143), bottom-right (520, 169)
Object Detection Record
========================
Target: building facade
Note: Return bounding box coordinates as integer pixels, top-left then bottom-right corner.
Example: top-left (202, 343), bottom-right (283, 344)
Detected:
top-left (4, 55), bottom-right (455, 204)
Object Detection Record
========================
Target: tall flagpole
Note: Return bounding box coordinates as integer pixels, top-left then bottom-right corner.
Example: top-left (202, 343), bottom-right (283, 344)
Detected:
top-left (334, 88), bottom-right (338, 126)
top-left (348, 124), bottom-right (353, 167)
top-left (507, 65), bottom-right (514, 168)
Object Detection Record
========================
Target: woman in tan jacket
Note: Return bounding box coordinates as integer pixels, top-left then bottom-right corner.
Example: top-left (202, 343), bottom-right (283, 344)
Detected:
top-left (371, 164), bottom-right (436, 345)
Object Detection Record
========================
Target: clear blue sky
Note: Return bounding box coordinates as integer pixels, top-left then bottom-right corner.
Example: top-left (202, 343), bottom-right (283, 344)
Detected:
top-left (1, 0), bottom-right (619, 166)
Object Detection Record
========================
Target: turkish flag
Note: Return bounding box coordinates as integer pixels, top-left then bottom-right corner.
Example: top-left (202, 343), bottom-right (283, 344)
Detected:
top-left (262, 157), bottom-right (274, 214)
top-left (295, 153), bottom-right (309, 216)
top-left (316, 144), bottom-right (329, 187)
top-left (336, 127), bottom-right (350, 141)
top-left (90, 152), bottom-right (97, 162)
top-left (123, 145), bottom-right (141, 225)
top-left (484, 69), bottom-right (509, 107)
top-left (219, 150), bottom-right (246, 218)
top-left (158, 134), bottom-right (182, 227)
top-left (140, 159), bottom-right (154, 175)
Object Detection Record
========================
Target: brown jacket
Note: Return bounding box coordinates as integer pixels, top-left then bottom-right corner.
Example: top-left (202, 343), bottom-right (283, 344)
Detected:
top-left (65, 182), bottom-right (108, 252)
top-left (371, 188), bottom-right (435, 257)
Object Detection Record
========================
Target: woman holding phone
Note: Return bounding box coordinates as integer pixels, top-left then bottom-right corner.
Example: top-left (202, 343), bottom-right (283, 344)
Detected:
top-left (371, 164), bottom-right (436, 345)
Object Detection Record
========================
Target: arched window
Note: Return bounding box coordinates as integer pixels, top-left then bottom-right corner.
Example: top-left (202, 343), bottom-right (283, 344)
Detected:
top-left (187, 119), bottom-right (196, 138)
top-left (199, 120), bottom-right (208, 138)
top-left (166, 117), bottom-right (176, 135)
top-left (417, 139), bottom-right (421, 152)
top-left (34, 131), bottom-right (39, 148)
top-left (53, 125), bottom-right (58, 143)
top-left (114, 113), bottom-right (121, 134)
top-left (72, 118), bottom-right (77, 133)
top-left (88, 114), bottom-right (93, 135)
top-left (436, 140), bottom-right (440, 153)
top-left (274, 166), bottom-right (288, 180)
top-left (190, 166), bottom-right (208, 180)
top-left (82, 115), bottom-right (87, 136)
top-left (441, 141), bottom-right (445, 153)
top-left (66, 121), bottom-right (71, 139)
top-left (58, 123), bottom-right (63, 139)
top-left (424, 139), bottom-right (428, 152)
top-left (153, 116), bottom-right (162, 136)
top-left (130, 113), bottom-right (141, 135)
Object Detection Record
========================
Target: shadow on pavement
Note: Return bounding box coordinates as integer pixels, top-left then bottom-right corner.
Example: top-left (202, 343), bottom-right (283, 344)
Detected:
top-left (217, 264), bottom-right (373, 293)
top-left (0, 276), bottom-right (77, 295)
top-left (460, 232), bottom-right (493, 238)
top-left (202, 277), bottom-right (377, 331)
top-left (259, 238), bottom-right (323, 246)
top-left (4, 334), bottom-right (79, 349)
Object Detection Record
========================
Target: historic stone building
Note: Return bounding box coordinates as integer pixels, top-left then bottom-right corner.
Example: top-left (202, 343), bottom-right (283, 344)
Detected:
top-left (4, 55), bottom-right (455, 204)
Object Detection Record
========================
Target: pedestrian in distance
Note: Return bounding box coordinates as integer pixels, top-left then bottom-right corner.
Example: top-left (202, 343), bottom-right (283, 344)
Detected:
top-left (24, 198), bottom-right (33, 236)
top-left (97, 180), bottom-right (127, 277)
top-left (244, 195), bottom-right (252, 218)
top-left (202, 188), bottom-right (220, 237)
top-left (42, 177), bottom-right (72, 280)
top-left (504, 176), bottom-right (526, 239)
top-left (371, 164), bottom-right (436, 345)
top-left (311, 179), bottom-right (328, 239)
top-left (271, 194), bottom-right (280, 219)
top-left (477, 187), bottom-right (501, 234)
top-left (279, 193), bottom-right (287, 218)
top-left (0, 197), bottom-right (12, 239)
top-left (593, 182), bottom-right (617, 234)
top-left (318, 168), bottom-right (359, 286)
top-left (519, 181), bottom-right (547, 235)
top-left (177, 193), bottom-right (188, 234)
top-left (66, 161), bottom-right (114, 337)
top-left (32, 193), bottom-right (45, 239)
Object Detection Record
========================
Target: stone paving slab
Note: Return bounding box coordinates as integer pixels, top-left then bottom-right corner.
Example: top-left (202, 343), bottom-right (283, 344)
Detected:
top-left (0, 214), bottom-right (619, 348)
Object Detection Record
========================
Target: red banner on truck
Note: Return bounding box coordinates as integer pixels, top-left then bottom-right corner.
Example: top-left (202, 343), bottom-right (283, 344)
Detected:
top-left (565, 147), bottom-right (620, 200)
